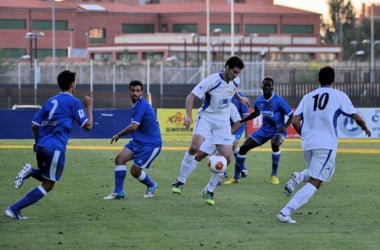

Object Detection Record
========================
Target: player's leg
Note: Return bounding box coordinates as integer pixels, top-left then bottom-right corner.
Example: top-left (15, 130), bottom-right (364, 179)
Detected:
top-left (172, 116), bottom-right (209, 193)
top-left (6, 147), bottom-right (62, 219)
top-left (226, 134), bottom-right (262, 184)
top-left (104, 145), bottom-right (133, 200)
top-left (270, 133), bottom-right (285, 184)
top-left (130, 144), bottom-right (161, 198)
top-left (202, 143), bottom-right (232, 206)
top-left (277, 149), bottom-right (336, 223)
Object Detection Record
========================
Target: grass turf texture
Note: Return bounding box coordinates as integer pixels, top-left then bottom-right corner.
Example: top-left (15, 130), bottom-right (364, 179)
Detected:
top-left (0, 139), bottom-right (380, 249)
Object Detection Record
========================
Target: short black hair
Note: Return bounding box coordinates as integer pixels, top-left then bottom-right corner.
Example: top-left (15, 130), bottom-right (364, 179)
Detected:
top-left (57, 70), bottom-right (76, 91)
top-left (262, 76), bottom-right (274, 85)
top-left (129, 80), bottom-right (143, 90)
top-left (318, 66), bottom-right (335, 86)
top-left (225, 56), bottom-right (245, 70)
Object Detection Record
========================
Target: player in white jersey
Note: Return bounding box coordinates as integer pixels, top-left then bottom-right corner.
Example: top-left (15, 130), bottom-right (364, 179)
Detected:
top-left (171, 56), bottom-right (249, 206)
top-left (276, 66), bottom-right (371, 224)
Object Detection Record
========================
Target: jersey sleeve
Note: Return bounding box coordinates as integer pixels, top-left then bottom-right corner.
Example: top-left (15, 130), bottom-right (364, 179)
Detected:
top-left (229, 103), bottom-right (241, 123)
top-left (73, 98), bottom-right (88, 127)
top-left (131, 100), bottom-right (147, 124)
top-left (339, 92), bottom-right (357, 116)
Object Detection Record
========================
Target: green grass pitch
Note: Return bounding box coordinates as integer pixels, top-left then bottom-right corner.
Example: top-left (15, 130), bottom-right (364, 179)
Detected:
top-left (0, 139), bottom-right (379, 249)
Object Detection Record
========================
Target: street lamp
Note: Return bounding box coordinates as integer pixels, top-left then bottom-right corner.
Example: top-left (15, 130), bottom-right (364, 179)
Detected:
top-left (179, 36), bottom-right (187, 83)
top-left (238, 37), bottom-right (245, 56)
top-left (25, 32), bottom-right (45, 62)
top-left (191, 33), bottom-right (200, 67)
top-left (67, 28), bottom-right (75, 58)
top-left (249, 33), bottom-right (258, 61)
top-left (24, 31), bottom-right (44, 105)
top-left (349, 50), bottom-right (365, 82)
top-left (221, 40), bottom-right (226, 62)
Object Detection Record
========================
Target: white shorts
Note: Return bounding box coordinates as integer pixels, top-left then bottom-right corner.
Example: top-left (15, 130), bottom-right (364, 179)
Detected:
top-left (303, 149), bottom-right (336, 182)
top-left (193, 113), bottom-right (233, 146)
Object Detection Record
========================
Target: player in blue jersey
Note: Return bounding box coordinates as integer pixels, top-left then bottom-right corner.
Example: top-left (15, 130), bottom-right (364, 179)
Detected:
top-left (5, 70), bottom-right (93, 220)
top-left (229, 92), bottom-right (250, 178)
top-left (104, 80), bottom-right (162, 200)
top-left (225, 76), bottom-right (293, 185)
top-left (171, 56), bottom-right (249, 206)
top-left (277, 66), bottom-right (371, 224)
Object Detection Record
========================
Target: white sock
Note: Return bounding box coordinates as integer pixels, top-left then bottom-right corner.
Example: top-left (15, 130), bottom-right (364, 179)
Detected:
top-left (280, 182), bottom-right (317, 216)
top-left (178, 152), bottom-right (196, 183)
top-left (205, 172), bottom-right (224, 193)
top-left (300, 169), bottom-right (309, 182)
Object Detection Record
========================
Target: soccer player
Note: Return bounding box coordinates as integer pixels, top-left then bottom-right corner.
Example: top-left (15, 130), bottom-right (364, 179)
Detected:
top-left (276, 66), bottom-right (371, 224)
top-left (5, 70), bottom-right (93, 220)
top-left (104, 80), bottom-right (162, 200)
top-left (171, 55), bottom-right (249, 206)
top-left (225, 77), bottom-right (293, 185)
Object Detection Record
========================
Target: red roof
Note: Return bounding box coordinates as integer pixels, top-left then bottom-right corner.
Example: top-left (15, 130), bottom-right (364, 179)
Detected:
top-left (0, 0), bottom-right (320, 16)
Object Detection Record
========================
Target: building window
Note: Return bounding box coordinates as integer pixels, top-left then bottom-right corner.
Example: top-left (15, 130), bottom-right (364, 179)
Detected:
top-left (92, 52), bottom-right (112, 61)
top-left (245, 24), bottom-right (277, 34)
top-left (173, 24), bottom-right (198, 33)
top-left (282, 25), bottom-right (314, 34)
top-left (210, 24), bottom-right (239, 33)
top-left (0, 19), bottom-right (26, 29)
top-left (116, 51), bottom-right (138, 61)
top-left (2, 48), bottom-right (27, 58)
top-left (87, 28), bottom-right (106, 44)
top-left (122, 24), bottom-right (155, 33)
top-left (160, 24), bottom-right (168, 33)
top-left (32, 20), bottom-right (68, 30)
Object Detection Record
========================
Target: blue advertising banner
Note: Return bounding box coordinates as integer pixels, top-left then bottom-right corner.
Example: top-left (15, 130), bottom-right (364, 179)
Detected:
top-left (0, 109), bottom-right (132, 139)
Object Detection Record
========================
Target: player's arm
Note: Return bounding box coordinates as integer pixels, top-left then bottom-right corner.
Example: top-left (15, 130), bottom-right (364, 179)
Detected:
top-left (278, 113), bottom-right (294, 133)
top-left (351, 113), bottom-right (371, 137)
top-left (292, 115), bottom-right (302, 135)
top-left (110, 122), bottom-right (139, 144)
top-left (184, 92), bottom-right (196, 129)
top-left (82, 95), bottom-right (93, 131)
top-left (234, 91), bottom-right (250, 106)
top-left (239, 109), bottom-right (260, 123)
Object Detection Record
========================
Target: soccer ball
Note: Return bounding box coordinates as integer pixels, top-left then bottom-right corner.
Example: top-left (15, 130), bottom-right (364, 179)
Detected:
top-left (208, 155), bottom-right (227, 173)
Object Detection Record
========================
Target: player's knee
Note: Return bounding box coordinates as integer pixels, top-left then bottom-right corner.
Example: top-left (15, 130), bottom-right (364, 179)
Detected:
top-left (272, 134), bottom-right (284, 147)
top-left (130, 166), bottom-right (141, 178)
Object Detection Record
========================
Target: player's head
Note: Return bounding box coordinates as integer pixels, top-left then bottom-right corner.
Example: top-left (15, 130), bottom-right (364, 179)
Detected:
top-left (261, 76), bottom-right (274, 97)
top-left (129, 80), bottom-right (143, 103)
top-left (57, 70), bottom-right (76, 91)
top-left (223, 56), bottom-right (245, 81)
top-left (318, 66), bottom-right (335, 86)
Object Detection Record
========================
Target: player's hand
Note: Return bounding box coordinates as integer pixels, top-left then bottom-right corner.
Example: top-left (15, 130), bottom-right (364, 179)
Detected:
top-left (110, 134), bottom-right (120, 144)
top-left (82, 96), bottom-right (93, 108)
top-left (183, 116), bottom-right (193, 129)
top-left (365, 129), bottom-right (371, 137)
top-left (240, 96), bottom-right (250, 106)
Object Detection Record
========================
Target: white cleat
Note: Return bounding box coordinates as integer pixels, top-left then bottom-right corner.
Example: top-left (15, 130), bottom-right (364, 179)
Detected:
top-left (14, 163), bottom-right (33, 189)
top-left (276, 212), bottom-right (296, 224)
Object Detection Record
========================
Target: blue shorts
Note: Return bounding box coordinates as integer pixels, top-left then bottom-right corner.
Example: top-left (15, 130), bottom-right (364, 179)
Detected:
top-left (250, 128), bottom-right (287, 145)
top-left (35, 143), bottom-right (65, 182)
top-left (233, 125), bottom-right (246, 141)
top-left (125, 140), bottom-right (161, 169)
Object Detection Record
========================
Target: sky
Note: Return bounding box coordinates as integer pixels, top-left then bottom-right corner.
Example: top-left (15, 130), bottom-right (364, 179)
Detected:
top-left (274, 0), bottom-right (371, 20)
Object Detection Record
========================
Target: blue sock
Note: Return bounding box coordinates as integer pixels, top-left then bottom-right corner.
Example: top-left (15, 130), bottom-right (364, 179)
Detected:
top-left (11, 185), bottom-right (47, 211)
top-left (234, 154), bottom-right (246, 179)
top-left (138, 171), bottom-right (154, 187)
top-left (272, 152), bottom-right (281, 176)
top-left (114, 165), bottom-right (126, 193)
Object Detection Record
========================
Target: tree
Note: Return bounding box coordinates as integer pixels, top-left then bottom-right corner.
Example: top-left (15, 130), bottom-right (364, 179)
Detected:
top-left (323, 0), bottom-right (356, 44)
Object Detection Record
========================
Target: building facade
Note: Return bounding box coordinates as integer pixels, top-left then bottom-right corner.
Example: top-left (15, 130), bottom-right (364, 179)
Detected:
top-left (0, 0), bottom-right (343, 65)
